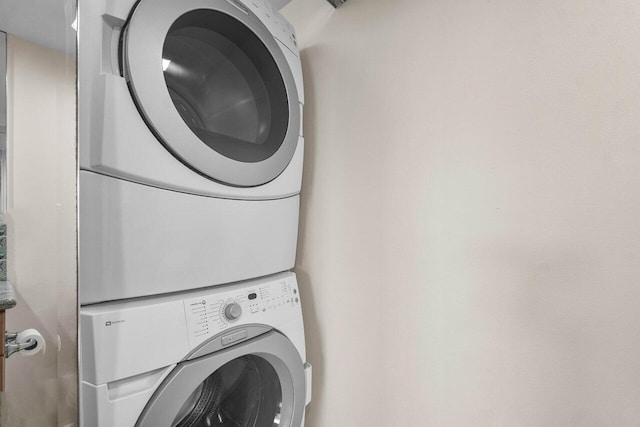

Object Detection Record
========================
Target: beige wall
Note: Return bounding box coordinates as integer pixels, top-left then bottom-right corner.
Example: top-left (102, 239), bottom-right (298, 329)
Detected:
top-left (0, 35), bottom-right (76, 427)
top-left (283, 0), bottom-right (640, 425)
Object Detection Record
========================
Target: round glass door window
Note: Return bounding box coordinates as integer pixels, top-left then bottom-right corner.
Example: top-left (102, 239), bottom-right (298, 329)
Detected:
top-left (172, 355), bottom-right (283, 427)
top-left (162, 9), bottom-right (289, 163)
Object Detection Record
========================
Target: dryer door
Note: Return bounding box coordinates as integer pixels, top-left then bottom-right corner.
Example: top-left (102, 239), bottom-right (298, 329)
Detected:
top-left (136, 330), bottom-right (305, 427)
top-left (123, 0), bottom-right (300, 187)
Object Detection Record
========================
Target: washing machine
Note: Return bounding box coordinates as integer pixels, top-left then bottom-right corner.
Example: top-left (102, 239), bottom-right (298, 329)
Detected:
top-left (80, 272), bottom-right (312, 426)
top-left (78, 0), bottom-right (305, 304)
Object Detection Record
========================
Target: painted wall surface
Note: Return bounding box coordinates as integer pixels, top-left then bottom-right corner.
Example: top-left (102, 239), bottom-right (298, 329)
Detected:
top-left (0, 35), bottom-right (77, 426)
top-left (283, 0), bottom-right (640, 426)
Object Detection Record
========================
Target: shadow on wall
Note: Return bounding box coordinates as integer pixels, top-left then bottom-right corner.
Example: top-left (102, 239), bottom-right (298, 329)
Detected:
top-left (294, 46), bottom-right (324, 427)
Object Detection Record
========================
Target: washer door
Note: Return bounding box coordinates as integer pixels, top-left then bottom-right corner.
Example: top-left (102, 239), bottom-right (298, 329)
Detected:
top-left (124, 0), bottom-right (300, 187)
top-left (136, 331), bottom-right (305, 427)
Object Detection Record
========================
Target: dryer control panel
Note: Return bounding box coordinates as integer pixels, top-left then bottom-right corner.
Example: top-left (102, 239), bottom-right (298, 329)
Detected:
top-left (182, 274), bottom-right (301, 348)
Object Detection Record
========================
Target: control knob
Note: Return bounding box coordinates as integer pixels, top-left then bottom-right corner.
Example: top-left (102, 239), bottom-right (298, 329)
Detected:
top-left (224, 303), bottom-right (242, 321)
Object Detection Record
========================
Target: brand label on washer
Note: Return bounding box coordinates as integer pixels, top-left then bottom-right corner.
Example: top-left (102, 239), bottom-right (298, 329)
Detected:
top-left (104, 319), bottom-right (125, 327)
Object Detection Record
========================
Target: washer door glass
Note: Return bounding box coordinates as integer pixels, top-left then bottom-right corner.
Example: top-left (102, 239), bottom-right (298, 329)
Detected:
top-left (172, 355), bottom-right (282, 427)
top-left (163, 10), bottom-right (288, 163)
top-left (136, 331), bottom-right (305, 427)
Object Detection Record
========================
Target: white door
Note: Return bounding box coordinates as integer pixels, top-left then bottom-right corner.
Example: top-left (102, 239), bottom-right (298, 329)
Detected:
top-left (0, 7), bottom-right (77, 426)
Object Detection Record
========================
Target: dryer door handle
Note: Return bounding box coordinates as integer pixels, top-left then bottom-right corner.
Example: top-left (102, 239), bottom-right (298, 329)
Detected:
top-left (304, 362), bottom-right (312, 406)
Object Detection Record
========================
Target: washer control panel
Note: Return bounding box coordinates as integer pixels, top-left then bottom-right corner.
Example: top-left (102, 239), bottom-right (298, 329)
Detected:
top-left (182, 275), bottom-right (300, 348)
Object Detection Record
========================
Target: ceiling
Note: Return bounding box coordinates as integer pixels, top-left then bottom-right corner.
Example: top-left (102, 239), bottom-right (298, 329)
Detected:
top-left (0, 0), bottom-right (76, 55)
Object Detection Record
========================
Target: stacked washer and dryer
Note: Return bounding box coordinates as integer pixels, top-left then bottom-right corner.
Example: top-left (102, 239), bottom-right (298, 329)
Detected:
top-left (78, 0), bottom-right (311, 425)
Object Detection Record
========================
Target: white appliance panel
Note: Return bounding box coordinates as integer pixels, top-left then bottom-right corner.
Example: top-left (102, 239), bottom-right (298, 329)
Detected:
top-left (80, 172), bottom-right (300, 304)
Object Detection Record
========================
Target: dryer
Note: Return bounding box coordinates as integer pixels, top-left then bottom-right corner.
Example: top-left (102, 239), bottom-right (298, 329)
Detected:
top-left (78, 0), bottom-right (305, 304)
top-left (80, 272), bottom-right (312, 426)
